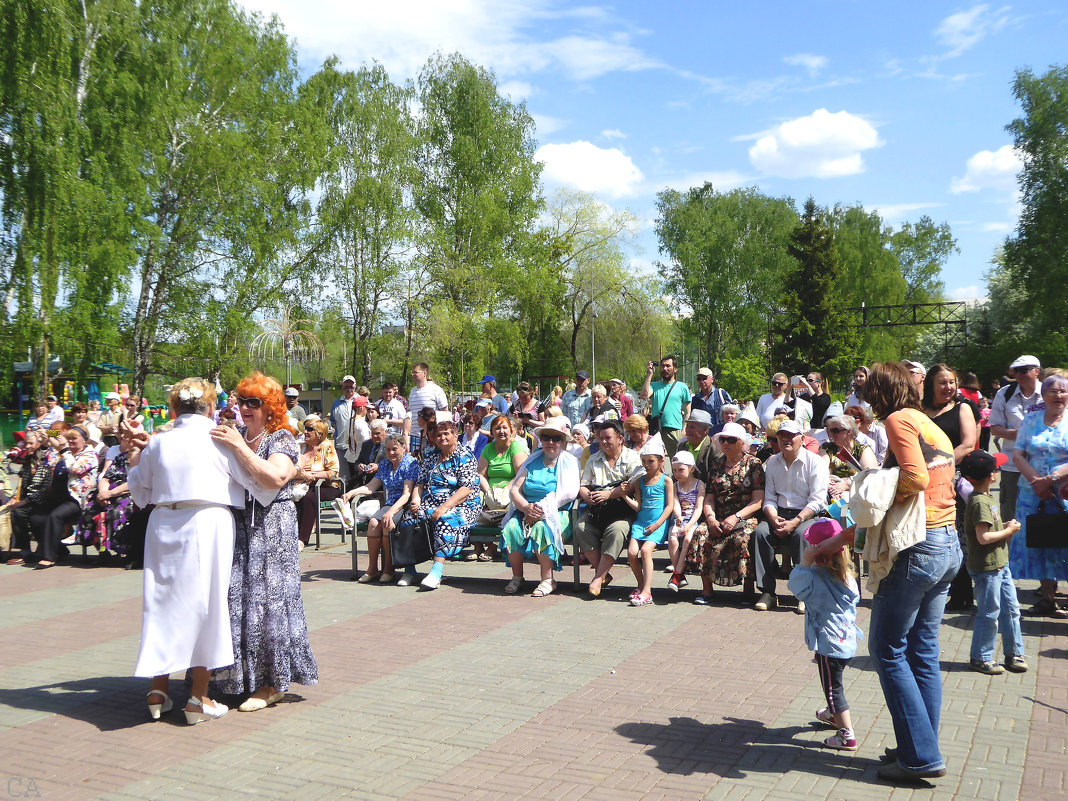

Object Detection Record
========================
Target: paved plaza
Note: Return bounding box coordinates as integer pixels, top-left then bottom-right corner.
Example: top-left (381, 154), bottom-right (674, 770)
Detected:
top-left (2, 533), bottom-right (1067, 801)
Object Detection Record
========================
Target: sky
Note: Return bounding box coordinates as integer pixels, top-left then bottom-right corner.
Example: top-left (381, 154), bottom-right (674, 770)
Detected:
top-left (239, 1), bottom-right (1067, 302)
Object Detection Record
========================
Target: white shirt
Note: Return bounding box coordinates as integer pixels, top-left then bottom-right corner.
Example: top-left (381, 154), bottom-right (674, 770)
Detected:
top-left (763, 447), bottom-right (829, 517)
top-left (377, 398), bottom-right (407, 426)
top-left (756, 393), bottom-right (790, 429)
top-left (344, 415), bottom-right (371, 463)
top-left (988, 383), bottom-right (1042, 473)
top-left (845, 393), bottom-right (870, 411)
top-left (406, 381), bottom-right (449, 437)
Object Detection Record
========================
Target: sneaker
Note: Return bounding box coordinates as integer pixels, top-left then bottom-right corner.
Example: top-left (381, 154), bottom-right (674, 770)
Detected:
top-left (662, 565), bottom-right (674, 573)
top-left (970, 659), bottom-right (1005, 675)
top-left (397, 571), bottom-right (418, 587)
top-left (823, 729), bottom-right (858, 751)
top-left (754, 592), bottom-right (777, 612)
top-left (693, 595), bottom-right (713, 606)
top-left (1005, 655), bottom-right (1029, 673)
top-left (678, 575), bottom-right (689, 588)
top-left (814, 707), bottom-right (837, 729)
top-left (667, 573), bottom-right (682, 592)
top-left (795, 600), bottom-right (806, 615)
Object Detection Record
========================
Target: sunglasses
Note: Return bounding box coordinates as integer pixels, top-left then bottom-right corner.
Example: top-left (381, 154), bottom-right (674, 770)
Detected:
top-left (771, 381), bottom-right (786, 387)
top-left (540, 434), bottom-right (565, 443)
top-left (1013, 366), bottom-right (1035, 373)
top-left (235, 396), bottom-right (264, 409)
top-left (303, 425), bottom-right (317, 432)
top-left (827, 427), bottom-right (847, 434)
top-left (719, 436), bottom-right (739, 445)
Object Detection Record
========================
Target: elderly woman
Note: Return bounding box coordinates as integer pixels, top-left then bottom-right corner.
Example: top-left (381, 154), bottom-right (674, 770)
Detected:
top-left (856, 362), bottom-right (960, 784)
top-left (500, 417), bottom-right (580, 597)
top-left (75, 428), bottom-right (141, 563)
top-left (845, 405), bottom-right (887, 464)
top-left (624, 413), bottom-right (654, 451)
top-left (477, 414), bottom-right (529, 533)
top-left (407, 412), bottom-right (483, 589)
top-left (125, 378), bottom-right (248, 724)
top-left (293, 417), bottom-right (340, 549)
top-left (568, 422), bottom-right (591, 464)
top-left (343, 432), bottom-right (418, 583)
top-left (461, 413), bottom-right (489, 457)
top-left (211, 372), bottom-right (318, 712)
top-left (695, 422), bottom-right (765, 603)
top-left (821, 414), bottom-right (879, 501)
top-left (585, 383), bottom-right (621, 423)
top-left (3, 431), bottom-right (48, 565)
top-left (28, 423), bottom-right (98, 568)
top-left (709, 403), bottom-right (740, 437)
top-left (1009, 373), bottom-right (1068, 618)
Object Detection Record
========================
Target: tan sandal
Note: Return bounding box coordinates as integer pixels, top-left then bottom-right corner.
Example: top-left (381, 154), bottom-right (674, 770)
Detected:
top-left (532, 579), bottom-right (556, 597)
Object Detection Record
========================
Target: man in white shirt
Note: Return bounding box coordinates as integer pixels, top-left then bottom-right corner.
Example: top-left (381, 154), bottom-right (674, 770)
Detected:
top-left (753, 419), bottom-right (829, 612)
top-left (376, 382), bottom-right (407, 430)
top-left (405, 362), bottom-right (448, 454)
top-left (42, 395), bottom-right (65, 427)
top-left (989, 354), bottom-right (1043, 522)
top-left (330, 375), bottom-right (357, 484)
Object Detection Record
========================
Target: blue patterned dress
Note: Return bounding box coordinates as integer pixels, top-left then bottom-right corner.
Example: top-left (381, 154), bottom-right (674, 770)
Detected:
top-left (214, 428), bottom-right (318, 695)
top-left (418, 445), bottom-right (483, 558)
top-left (631, 472), bottom-right (670, 545)
top-left (1008, 410), bottom-right (1068, 581)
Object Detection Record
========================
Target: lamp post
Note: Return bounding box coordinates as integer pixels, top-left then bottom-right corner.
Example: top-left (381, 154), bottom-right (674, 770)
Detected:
top-left (591, 309), bottom-right (599, 386)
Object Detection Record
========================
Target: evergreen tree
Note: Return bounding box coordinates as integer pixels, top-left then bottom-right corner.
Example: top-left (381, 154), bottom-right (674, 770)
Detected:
top-left (772, 198), bottom-right (858, 384)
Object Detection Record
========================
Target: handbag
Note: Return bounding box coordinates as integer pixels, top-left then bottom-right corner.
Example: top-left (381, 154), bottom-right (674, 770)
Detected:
top-left (1025, 498), bottom-right (1068, 549)
top-left (648, 380), bottom-right (682, 435)
top-left (389, 514), bottom-right (434, 567)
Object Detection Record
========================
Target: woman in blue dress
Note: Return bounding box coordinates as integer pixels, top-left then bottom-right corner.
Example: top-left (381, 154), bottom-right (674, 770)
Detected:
top-left (1009, 374), bottom-right (1068, 617)
top-left (624, 439), bottom-right (676, 606)
top-left (409, 412), bottom-right (483, 590)
top-left (499, 418), bottom-right (580, 598)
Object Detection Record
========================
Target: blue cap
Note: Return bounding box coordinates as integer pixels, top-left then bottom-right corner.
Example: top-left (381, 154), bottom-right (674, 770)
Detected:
top-left (477, 375), bottom-right (496, 385)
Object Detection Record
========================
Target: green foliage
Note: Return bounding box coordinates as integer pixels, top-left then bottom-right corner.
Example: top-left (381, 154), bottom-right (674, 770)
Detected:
top-left (716, 352), bottom-right (772, 405)
top-left (656, 184), bottom-right (797, 373)
top-left (772, 198), bottom-right (858, 384)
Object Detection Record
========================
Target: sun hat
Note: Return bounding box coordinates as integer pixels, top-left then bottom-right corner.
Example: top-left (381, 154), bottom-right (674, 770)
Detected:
top-left (534, 416), bottom-right (572, 442)
top-left (685, 409), bottom-right (713, 427)
top-left (777, 419), bottom-right (803, 436)
top-left (284, 387), bottom-right (299, 397)
top-left (639, 438), bottom-right (666, 457)
top-left (342, 374), bottom-right (356, 384)
top-left (713, 421), bottom-right (750, 448)
top-left (804, 518), bottom-right (844, 549)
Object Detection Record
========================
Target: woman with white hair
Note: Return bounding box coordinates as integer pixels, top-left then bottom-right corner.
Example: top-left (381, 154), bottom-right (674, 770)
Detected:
top-left (696, 422), bottom-right (766, 604)
top-left (820, 414), bottom-right (879, 500)
top-left (845, 404), bottom-right (887, 464)
top-left (710, 403), bottom-right (741, 437)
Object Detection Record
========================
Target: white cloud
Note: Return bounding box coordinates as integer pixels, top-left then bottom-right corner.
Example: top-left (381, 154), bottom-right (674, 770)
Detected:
top-left (747, 109), bottom-right (882, 179)
top-left (782, 53), bottom-right (828, 76)
top-left (654, 170), bottom-right (752, 193)
top-left (935, 4), bottom-right (1012, 58)
top-left (498, 80), bottom-right (534, 100)
top-left (536, 141), bottom-right (644, 199)
top-left (531, 113), bottom-right (569, 136)
top-left (980, 221), bottom-right (1014, 233)
top-left (869, 202), bottom-right (947, 221)
top-left (948, 284), bottom-right (987, 301)
top-left (601, 128), bottom-right (627, 140)
top-left (950, 145), bottom-right (1021, 193)
top-left (240, 1), bottom-right (660, 82)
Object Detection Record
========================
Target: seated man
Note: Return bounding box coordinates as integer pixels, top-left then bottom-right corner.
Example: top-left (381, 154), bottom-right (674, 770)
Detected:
top-left (676, 409), bottom-right (714, 482)
top-left (752, 419), bottom-right (828, 613)
top-left (574, 419), bottom-right (642, 597)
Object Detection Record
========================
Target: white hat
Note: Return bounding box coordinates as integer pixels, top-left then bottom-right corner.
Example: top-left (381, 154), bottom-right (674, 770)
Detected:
top-left (475, 398), bottom-right (493, 408)
top-left (776, 419), bottom-right (803, 435)
top-left (671, 450), bottom-right (695, 467)
top-left (104, 392), bottom-right (121, 401)
top-left (904, 360), bottom-right (926, 375)
top-left (342, 375), bottom-right (356, 384)
top-left (533, 416), bottom-right (572, 442)
top-left (696, 367), bottom-right (714, 378)
top-left (434, 410), bottom-right (455, 425)
top-left (713, 421), bottom-right (751, 448)
top-left (639, 438), bottom-right (666, 457)
top-left (284, 387), bottom-right (299, 397)
top-left (573, 422), bottom-right (591, 439)
top-left (609, 377), bottom-right (624, 385)
top-left (1010, 354), bottom-right (1041, 370)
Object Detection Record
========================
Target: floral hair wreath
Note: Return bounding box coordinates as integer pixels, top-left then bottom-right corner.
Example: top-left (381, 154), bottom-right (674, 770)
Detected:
top-left (178, 387), bottom-right (204, 402)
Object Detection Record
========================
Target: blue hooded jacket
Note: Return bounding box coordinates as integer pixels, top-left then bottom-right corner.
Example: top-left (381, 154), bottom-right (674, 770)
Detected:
top-left (787, 564), bottom-right (862, 659)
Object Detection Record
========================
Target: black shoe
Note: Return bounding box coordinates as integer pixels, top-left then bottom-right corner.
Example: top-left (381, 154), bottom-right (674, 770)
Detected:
top-left (877, 763), bottom-right (945, 784)
top-left (879, 747), bottom-right (897, 763)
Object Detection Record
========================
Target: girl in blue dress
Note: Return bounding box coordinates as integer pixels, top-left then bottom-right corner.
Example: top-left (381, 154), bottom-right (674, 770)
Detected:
top-left (625, 439), bottom-right (675, 606)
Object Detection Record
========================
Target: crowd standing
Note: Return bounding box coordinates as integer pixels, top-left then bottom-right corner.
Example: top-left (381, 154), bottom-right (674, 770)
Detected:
top-left (2, 352), bottom-right (1066, 787)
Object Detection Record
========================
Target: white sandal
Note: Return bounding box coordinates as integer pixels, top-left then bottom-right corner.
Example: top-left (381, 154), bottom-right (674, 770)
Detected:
top-left (504, 576), bottom-right (523, 594)
top-left (184, 696), bottom-right (228, 725)
top-left (532, 579), bottom-right (556, 598)
top-left (147, 690), bottom-right (173, 720)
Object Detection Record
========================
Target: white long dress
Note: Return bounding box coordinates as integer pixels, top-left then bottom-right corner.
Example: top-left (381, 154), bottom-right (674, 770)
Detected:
top-left (128, 413), bottom-right (247, 677)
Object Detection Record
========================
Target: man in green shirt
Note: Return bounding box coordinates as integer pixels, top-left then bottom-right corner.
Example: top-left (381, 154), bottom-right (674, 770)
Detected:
top-left (640, 355), bottom-right (690, 457)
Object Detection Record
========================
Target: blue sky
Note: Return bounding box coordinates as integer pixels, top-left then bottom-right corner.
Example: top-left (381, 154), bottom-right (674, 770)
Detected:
top-left (240, 1), bottom-right (1066, 300)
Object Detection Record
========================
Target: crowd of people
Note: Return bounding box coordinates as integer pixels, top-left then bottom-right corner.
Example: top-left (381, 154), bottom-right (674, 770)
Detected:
top-left (2, 352), bottom-right (1066, 785)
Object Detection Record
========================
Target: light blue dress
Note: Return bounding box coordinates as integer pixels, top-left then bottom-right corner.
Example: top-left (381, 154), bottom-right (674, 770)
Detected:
top-left (499, 454), bottom-right (571, 570)
top-left (631, 473), bottom-right (670, 544)
top-left (1008, 410), bottom-right (1068, 581)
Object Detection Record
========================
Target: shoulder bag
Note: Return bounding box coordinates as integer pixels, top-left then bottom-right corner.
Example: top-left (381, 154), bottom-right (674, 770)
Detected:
top-left (1026, 498), bottom-right (1068, 549)
top-left (389, 513), bottom-right (434, 567)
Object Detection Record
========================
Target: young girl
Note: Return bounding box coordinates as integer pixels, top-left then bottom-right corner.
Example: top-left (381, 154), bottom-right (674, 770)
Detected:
top-left (787, 519), bottom-right (862, 751)
top-left (625, 439), bottom-right (675, 607)
top-left (667, 450), bottom-right (705, 592)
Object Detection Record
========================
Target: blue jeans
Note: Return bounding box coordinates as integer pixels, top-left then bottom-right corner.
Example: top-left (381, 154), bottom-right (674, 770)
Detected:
top-left (868, 525), bottom-right (962, 774)
top-left (969, 564), bottom-right (1024, 662)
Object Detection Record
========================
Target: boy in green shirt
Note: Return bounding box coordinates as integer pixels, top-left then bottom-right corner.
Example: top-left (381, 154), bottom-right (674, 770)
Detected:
top-left (961, 450), bottom-right (1025, 675)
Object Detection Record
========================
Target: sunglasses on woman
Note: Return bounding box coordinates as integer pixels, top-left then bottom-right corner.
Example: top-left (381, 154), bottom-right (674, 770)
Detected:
top-left (235, 396), bottom-right (264, 408)
top-left (719, 436), bottom-right (739, 445)
top-left (540, 434), bottom-right (565, 443)
top-left (827, 427), bottom-right (848, 434)
top-left (303, 425), bottom-right (316, 433)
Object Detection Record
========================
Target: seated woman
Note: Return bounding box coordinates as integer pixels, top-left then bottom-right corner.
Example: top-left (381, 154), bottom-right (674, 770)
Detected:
top-left (476, 414), bottom-right (529, 553)
top-left (696, 422), bottom-right (765, 603)
top-left (843, 405), bottom-right (886, 463)
top-left (624, 413), bottom-right (658, 452)
top-left (820, 414), bottom-right (880, 501)
top-left (584, 383), bottom-right (621, 424)
top-left (569, 422), bottom-right (592, 467)
top-left (409, 412), bottom-right (483, 589)
top-left (461, 413), bottom-right (489, 457)
top-left (343, 432), bottom-right (419, 583)
top-left (30, 423), bottom-right (98, 568)
top-left (75, 431), bottom-right (144, 565)
top-left (500, 418), bottom-right (580, 597)
top-left (3, 431), bottom-right (49, 565)
top-left (293, 417), bottom-right (341, 550)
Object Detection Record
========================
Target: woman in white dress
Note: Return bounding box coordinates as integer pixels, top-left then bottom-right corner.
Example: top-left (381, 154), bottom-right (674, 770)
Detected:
top-left (126, 378), bottom-right (251, 725)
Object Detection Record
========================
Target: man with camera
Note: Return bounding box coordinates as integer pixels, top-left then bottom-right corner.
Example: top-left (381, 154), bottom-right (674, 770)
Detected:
top-left (640, 356), bottom-right (691, 458)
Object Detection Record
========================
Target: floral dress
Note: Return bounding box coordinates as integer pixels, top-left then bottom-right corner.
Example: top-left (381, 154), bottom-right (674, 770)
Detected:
top-left (695, 453), bottom-right (765, 586)
top-left (1009, 410), bottom-right (1068, 581)
top-left (214, 428), bottom-right (318, 695)
top-left (418, 445), bottom-right (483, 558)
top-left (75, 450), bottom-right (136, 553)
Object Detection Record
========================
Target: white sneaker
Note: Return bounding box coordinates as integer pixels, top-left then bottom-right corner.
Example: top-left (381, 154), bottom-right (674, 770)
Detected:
top-left (754, 592), bottom-right (777, 612)
top-left (397, 571), bottom-right (418, 587)
top-left (421, 572), bottom-right (442, 590)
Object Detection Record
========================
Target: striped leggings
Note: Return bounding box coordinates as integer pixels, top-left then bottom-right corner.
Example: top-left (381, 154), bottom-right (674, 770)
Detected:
top-left (816, 653), bottom-right (851, 715)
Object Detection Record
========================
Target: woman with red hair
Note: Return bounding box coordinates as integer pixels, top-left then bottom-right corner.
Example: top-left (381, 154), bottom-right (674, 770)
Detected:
top-left (211, 372), bottom-right (318, 711)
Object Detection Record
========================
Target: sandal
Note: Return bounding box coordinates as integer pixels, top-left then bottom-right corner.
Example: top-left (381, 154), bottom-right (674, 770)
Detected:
top-left (1031, 597), bottom-right (1068, 619)
top-left (532, 579), bottom-right (556, 597)
top-left (823, 730), bottom-right (858, 751)
top-left (464, 552), bottom-right (480, 561)
top-left (630, 594), bottom-right (653, 607)
top-left (504, 576), bottom-right (523, 595)
top-left (815, 707), bottom-right (837, 729)
top-left (477, 552), bottom-right (493, 562)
